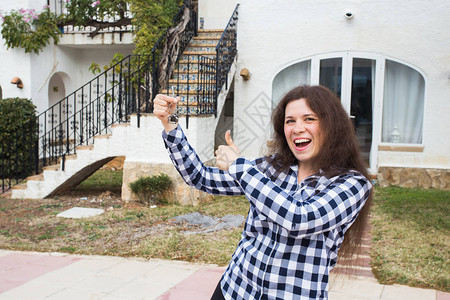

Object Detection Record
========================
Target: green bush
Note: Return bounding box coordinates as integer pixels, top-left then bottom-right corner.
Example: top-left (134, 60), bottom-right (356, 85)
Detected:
top-left (129, 173), bottom-right (172, 206)
top-left (0, 98), bottom-right (38, 178)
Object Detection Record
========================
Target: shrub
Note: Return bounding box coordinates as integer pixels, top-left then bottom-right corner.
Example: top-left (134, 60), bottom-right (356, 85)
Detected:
top-left (0, 98), bottom-right (38, 179)
top-left (129, 173), bottom-right (172, 206)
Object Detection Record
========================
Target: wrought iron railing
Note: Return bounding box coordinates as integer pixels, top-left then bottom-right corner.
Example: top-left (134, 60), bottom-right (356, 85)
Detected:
top-left (1, 1), bottom-right (239, 193)
top-left (37, 54), bottom-right (151, 169)
top-left (47, 0), bottom-right (133, 34)
top-left (215, 4), bottom-right (239, 97)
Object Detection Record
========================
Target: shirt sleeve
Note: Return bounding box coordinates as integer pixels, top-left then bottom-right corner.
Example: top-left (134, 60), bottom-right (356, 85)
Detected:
top-left (162, 125), bottom-right (244, 195)
top-left (228, 157), bottom-right (372, 237)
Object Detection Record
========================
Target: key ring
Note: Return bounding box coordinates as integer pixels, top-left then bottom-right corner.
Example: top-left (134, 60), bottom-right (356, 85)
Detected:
top-left (167, 103), bottom-right (179, 124)
top-left (167, 87), bottom-right (179, 124)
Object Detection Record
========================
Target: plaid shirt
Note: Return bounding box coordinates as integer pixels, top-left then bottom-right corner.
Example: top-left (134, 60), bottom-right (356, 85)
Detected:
top-left (163, 126), bottom-right (372, 300)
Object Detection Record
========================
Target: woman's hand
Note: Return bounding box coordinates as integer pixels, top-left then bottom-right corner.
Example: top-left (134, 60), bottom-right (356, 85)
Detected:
top-left (153, 94), bottom-right (178, 132)
top-left (215, 130), bottom-right (241, 171)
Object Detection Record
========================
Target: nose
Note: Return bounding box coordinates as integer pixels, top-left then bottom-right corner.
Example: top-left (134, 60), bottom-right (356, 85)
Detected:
top-left (293, 121), bottom-right (305, 133)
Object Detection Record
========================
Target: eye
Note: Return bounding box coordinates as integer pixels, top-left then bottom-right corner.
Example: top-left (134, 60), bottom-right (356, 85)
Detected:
top-left (305, 116), bottom-right (318, 122)
top-left (285, 119), bottom-right (295, 124)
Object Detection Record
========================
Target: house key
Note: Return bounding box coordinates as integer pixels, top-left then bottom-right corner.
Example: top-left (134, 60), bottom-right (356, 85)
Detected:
top-left (168, 87), bottom-right (179, 124)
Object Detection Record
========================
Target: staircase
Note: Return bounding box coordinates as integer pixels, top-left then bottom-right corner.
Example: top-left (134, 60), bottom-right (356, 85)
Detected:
top-left (164, 29), bottom-right (223, 116)
top-left (12, 115), bottom-right (141, 199)
top-left (10, 29), bottom-right (236, 200)
top-left (2, 1), bottom-right (239, 199)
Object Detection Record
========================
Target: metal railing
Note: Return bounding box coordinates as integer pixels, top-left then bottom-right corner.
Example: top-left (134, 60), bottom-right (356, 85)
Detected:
top-left (37, 54), bottom-right (151, 169)
top-left (1, 1), bottom-right (239, 193)
top-left (216, 4), bottom-right (239, 97)
top-left (47, 0), bottom-right (132, 34)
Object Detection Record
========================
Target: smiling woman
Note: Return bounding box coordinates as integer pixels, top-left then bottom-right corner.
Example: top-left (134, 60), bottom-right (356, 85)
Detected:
top-left (283, 99), bottom-right (322, 181)
top-left (153, 85), bottom-right (373, 299)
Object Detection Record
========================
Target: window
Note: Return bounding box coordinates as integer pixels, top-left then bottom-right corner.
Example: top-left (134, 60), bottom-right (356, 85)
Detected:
top-left (272, 60), bottom-right (311, 107)
top-left (271, 53), bottom-right (426, 172)
top-left (382, 60), bottom-right (425, 144)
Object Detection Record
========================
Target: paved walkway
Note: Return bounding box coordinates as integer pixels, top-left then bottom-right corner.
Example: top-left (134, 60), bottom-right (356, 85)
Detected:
top-left (0, 250), bottom-right (448, 300)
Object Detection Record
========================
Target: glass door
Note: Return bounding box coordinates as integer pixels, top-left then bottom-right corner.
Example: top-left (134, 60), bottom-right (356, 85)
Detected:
top-left (349, 58), bottom-right (375, 166)
top-left (312, 54), bottom-right (376, 169)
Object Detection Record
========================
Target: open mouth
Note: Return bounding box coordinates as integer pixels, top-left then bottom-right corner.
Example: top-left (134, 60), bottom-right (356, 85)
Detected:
top-left (294, 138), bottom-right (311, 149)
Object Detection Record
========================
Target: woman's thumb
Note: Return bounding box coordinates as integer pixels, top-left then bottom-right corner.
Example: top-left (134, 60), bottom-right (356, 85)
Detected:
top-left (225, 130), bottom-right (234, 146)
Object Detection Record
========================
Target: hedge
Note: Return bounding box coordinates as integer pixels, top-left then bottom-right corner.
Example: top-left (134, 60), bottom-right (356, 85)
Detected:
top-left (0, 98), bottom-right (38, 179)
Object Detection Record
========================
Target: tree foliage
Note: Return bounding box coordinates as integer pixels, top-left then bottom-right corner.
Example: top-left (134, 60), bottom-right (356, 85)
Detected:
top-left (129, 0), bottom-right (182, 56)
top-left (0, 8), bottom-right (61, 54)
top-left (0, 0), bottom-right (183, 54)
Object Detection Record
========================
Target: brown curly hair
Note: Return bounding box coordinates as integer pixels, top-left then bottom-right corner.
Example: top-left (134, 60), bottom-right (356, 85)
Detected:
top-left (269, 85), bottom-right (373, 265)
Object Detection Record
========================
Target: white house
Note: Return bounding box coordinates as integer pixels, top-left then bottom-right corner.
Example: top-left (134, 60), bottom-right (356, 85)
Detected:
top-left (2, 0), bottom-right (449, 201)
top-left (0, 0), bottom-right (134, 116)
top-left (201, 0), bottom-right (450, 189)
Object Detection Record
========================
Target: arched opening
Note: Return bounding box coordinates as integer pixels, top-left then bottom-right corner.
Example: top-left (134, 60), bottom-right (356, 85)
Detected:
top-left (48, 72), bottom-right (67, 110)
top-left (271, 53), bottom-right (426, 172)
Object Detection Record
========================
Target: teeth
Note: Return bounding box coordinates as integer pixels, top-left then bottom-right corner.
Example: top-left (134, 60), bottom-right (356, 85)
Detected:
top-left (294, 138), bottom-right (310, 144)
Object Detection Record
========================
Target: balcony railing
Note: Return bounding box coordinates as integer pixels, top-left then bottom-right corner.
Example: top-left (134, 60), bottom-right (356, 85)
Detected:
top-left (47, 0), bottom-right (132, 35)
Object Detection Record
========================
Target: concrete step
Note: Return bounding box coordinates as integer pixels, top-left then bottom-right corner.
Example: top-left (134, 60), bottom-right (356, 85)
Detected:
top-left (93, 134), bottom-right (112, 140)
top-left (76, 145), bottom-right (94, 151)
top-left (190, 38), bottom-right (219, 46)
top-left (43, 164), bottom-right (60, 171)
top-left (185, 46), bottom-right (216, 53)
top-left (25, 174), bottom-right (44, 181)
top-left (169, 78), bottom-right (216, 84)
top-left (172, 73), bottom-right (215, 81)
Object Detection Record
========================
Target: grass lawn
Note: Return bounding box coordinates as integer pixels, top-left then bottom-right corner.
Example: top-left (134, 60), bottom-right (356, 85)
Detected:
top-left (0, 169), bottom-right (449, 292)
top-left (370, 186), bottom-right (449, 292)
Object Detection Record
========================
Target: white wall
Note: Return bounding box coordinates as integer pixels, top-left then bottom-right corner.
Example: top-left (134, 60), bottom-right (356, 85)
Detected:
top-left (1, 0), bottom-right (134, 114)
top-left (0, 0), bottom-right (44, 101)
top-left (224, 0), bottom-right (450, 170)
top-left (198, 0), bottom-right (239, 29)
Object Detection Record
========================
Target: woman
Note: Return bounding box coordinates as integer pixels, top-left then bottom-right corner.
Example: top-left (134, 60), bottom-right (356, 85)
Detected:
top-left (153, 85), bottom-right (373, 300)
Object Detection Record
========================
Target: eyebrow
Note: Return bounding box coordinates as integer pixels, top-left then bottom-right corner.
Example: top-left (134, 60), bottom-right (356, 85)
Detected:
top-left (285, 113), bottom-right (317, 119)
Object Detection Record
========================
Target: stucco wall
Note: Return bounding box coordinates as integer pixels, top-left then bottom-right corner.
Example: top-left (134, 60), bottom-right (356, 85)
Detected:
top-left (222, 0), bottom-right (450, 171)
top-left (198, 0), bottom-right (239, 29)
top-left (0, 0), bottom-right (134, 115)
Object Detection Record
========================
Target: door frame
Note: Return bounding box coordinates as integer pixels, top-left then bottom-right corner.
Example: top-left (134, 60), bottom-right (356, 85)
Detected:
top-left (310, 52), bottom-right (385, 173)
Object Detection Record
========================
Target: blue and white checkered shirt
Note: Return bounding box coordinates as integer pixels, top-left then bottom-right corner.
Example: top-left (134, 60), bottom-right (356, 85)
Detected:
top-left (163, 126), bottom-right (372, 300)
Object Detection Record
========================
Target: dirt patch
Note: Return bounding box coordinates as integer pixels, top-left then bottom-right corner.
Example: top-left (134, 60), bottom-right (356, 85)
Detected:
top-left (0, 190), bottom-right (125, 240)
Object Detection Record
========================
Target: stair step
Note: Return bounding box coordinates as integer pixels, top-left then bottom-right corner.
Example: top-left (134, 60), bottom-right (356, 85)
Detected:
top-left (76, 145), bottom-right (94, 151)
top-left (94, 134), bottom-right (112, 139)
top-left (161, 89), bottom-right (216, 96)
top-left (185, 47), bottom-right (216, 53)
top-left (183, 51), bottom-right (216, 56)
top-left (111, 123), bottom-right (130, 128)
top-left (179, 55), bottom-right (216, 63)
top-left (174, 63), bottom-right (199, 72)
top-left (12, 183), bottom-right (27, 190)
top-left (190, 38), bottom-right (219, 46)
top-left (171, 74), bottom-right (216, 81)
top-left (168, 79), bottom-right (216, 84)
top-left (43, 164), bottom-right (60, 171)
top-left (197, 29), bottom-right (223, 39)
top-left (163, 84), bottom-right (216, 94)
top-left (26, 174), bottom-right (44, 181)
top-left (175, 105), bottom-right (215, 115)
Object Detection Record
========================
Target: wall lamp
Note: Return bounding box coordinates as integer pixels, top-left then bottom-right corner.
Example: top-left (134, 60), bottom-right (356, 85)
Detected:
top-left (240, 68), bottom-right (251, 80)
top-left (11, 77), bottom-right (23, 89)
